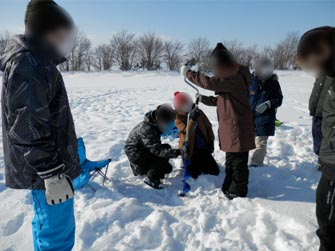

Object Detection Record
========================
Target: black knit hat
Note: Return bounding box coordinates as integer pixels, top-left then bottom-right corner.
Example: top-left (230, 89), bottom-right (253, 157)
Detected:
top-left (25, 0), bottom-right (74, 35)
top-left (155, 104), bottom-right (176, 123)
top-left (209, 43), bottom-right (236, 69)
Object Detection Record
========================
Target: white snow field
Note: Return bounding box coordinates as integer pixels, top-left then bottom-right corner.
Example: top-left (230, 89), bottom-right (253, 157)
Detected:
top-left (0, 71), bottom-right (321, 251)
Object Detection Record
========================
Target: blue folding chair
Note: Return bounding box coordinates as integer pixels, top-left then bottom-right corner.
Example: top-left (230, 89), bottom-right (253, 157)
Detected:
top-left (74, 138), bottom-right (112, 190)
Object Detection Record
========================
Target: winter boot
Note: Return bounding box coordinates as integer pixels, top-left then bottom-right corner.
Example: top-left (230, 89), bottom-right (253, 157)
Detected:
top-left (222, 190), bottom-right (238, 200)
top-left (144, 178), bottom-right (164, 190)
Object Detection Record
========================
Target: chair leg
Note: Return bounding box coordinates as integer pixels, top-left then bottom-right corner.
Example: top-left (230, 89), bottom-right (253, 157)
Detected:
top-left (91, 170), bottom-right (99, 181)
top-left (97, 169), bottom-right (112, 184)
top-left (102, 165), bottom-right (109, 186)
top-left (89, 165), bottom-right (111, 187)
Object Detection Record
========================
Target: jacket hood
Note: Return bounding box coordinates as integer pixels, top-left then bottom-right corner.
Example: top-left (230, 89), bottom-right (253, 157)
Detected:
top-left (0, 36), bottom-right (24, 72)
top-left (144, 111), bottom-right (157, 124)
top-left (0, 34), bottom-right (65, 72)
top-left (144, 111), bottom-right (162, 133)
top-left (252, 71), bottom-right (278, 82)
top-left (297, 26), bottom-right (335, 76)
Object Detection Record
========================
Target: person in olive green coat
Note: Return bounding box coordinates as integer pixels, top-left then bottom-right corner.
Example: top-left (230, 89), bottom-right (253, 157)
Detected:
top-left (297, 26), bottom-right (335, 251)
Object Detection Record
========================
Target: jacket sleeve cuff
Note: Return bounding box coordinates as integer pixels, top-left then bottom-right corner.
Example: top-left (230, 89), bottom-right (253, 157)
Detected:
top-left (37, 164), bottom-right (65, 179)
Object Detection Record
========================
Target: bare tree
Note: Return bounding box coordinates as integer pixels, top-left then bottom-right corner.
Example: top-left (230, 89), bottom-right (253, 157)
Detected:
top-left (0, 31), bottom-right (11, 56)
top-left (60, 31), bottom-right (92, 71)
top-left (84, 49), bottom-right (94, 72)
top-left (272, 32), bottom-right (299, 69)
top-left (138, 32), bottom-right (164, 70)
top-left (187, 37), bottom-right (211, 70)
top-left (224, 40), bottom-right (259, 67)
top-left (163, 40), bottom-right (184, 71)
top-left (94, 44), bottom-right (113, 71)
top-left (242, 45), bottom-right (259, 67)
top-left (259, 46), bottom-right (274, 59)
top-left (73, 32), bottom-right (91, 71)
top-left (34, 29), bottom-right (302, 72)
top-left (224, 40), bottom-right (244, 60)
top-left (110, 30), bottom-right (137, 71)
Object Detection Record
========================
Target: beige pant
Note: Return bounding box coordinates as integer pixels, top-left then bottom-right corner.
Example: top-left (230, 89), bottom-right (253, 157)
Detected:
top-left (250, 136), bottom-right (269, 167)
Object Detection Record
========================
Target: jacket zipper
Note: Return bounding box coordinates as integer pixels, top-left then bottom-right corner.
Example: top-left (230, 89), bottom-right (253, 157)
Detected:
top-left (327, 190), bottom-right (331, 204)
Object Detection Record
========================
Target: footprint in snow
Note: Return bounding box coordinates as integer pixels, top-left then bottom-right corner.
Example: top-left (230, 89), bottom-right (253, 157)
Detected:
top-left (3, 247), bottom-right (15, 251)
top-left (2, 213), bottom-right (25, 236)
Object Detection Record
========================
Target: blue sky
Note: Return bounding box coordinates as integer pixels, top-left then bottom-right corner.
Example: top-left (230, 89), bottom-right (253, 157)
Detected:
top-left (0, 0), bottom-right (334, 48)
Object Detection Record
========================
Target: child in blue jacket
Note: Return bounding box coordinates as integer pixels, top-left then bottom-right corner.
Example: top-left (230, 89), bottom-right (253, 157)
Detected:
top-left (249, 58), bottom-right (283, 167)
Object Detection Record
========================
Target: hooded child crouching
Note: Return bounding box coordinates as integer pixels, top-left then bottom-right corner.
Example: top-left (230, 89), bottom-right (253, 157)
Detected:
top-left (124, 104), bottom-right (182, 189)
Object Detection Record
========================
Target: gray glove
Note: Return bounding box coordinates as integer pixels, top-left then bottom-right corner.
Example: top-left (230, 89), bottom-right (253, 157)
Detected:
top-left (255, 100), bottom-right (271, 114)
top-left (38, 164), bottom-right (74, 205)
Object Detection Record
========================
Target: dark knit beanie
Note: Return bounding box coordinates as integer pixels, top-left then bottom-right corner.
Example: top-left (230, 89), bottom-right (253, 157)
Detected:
top-left (155, 104), bottom-right (176, 123)
top-left (25, 0), bottom-right (74, 35)
top-left (209, 43), bottom-right (236, 69)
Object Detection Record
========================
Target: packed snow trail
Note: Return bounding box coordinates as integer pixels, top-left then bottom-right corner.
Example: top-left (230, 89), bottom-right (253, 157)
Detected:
top-left (0, 71), bottom-right (320, 251)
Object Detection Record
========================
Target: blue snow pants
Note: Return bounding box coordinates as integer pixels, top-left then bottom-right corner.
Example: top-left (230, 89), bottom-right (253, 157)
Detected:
top-left (31, 190), bottom-right (75, 251)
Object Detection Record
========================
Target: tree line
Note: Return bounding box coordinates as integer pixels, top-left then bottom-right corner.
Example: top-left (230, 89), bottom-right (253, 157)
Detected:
top-left (0, 29), bottom-right (300, 72)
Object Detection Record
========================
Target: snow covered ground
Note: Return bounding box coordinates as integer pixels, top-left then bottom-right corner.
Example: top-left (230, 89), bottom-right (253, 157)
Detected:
top-left (0, 70), bottom-right (321, 251)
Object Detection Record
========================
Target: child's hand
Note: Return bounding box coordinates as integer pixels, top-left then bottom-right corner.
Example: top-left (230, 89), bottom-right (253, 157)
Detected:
top-left (170, 149), bottom-right (182, 158)
top-left (190, 109), bottom-right (201, 121)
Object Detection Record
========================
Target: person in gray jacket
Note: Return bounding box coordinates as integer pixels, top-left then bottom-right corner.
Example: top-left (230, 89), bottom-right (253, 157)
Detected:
top-left (297, 26), bottom-right (335, 251)
top-left (0, 1), bottom-right (80, 250)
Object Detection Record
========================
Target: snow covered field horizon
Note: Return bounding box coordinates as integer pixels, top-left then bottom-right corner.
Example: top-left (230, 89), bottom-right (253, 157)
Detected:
top-left (0, 70), bottom-right (321, 251)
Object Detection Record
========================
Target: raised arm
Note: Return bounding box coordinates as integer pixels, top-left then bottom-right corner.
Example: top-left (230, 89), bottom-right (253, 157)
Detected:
top-left (186, 70), bottom-right (228, 92)
top-left (200, 95), bottom-right (218, 107)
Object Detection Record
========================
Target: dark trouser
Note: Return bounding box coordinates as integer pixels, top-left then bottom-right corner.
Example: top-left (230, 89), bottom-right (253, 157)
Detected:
top-left (130, 152), bottom-right (172, 181)
top-left (313, 116), bottom-right (323, 155)
top-left (188, 150), bottom-right (220, 179)
top-left (222, 152), bottom-right (249, 197)
top-left (316, 175), bottom-right (335, 251)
